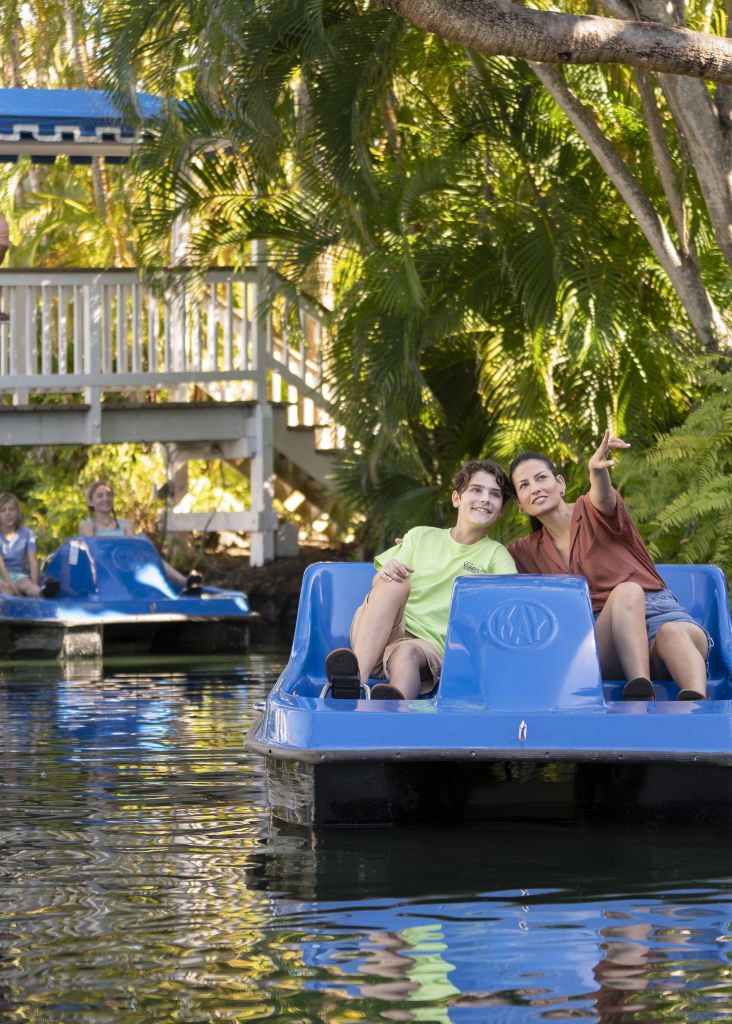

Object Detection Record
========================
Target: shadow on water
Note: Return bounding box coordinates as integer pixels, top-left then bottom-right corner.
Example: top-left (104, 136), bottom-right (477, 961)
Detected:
top-left (0, 652), bottom-right (729, 1023)
top-left (252, 818), bottom-right (732, 904)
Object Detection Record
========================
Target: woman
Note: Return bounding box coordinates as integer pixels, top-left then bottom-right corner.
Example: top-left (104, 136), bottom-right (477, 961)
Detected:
top-left (508, 432), bottom-right (709, 701)
top-left (79, 481), bottom-right (203, 594)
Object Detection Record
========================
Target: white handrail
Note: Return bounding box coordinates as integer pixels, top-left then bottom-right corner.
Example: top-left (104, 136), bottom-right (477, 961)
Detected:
top-left (0, 266), bottom-right (339, 442)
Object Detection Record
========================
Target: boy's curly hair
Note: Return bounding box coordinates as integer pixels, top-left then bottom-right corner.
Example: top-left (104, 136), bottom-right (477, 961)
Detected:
top-left (450, 460), bottom-right (511, 504)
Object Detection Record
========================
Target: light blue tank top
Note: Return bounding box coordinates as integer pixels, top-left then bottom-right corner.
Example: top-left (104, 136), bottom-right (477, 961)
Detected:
top-left (93, 518), bottom-right (130, 537)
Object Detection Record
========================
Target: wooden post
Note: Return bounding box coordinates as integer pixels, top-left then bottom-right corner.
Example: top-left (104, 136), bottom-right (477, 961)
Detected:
top-left (10, 284), bottom-right (29, 405)
top-left (249, 240), bottom-right (276, 566)
top-left (84, 275), bottom-right (103, 443)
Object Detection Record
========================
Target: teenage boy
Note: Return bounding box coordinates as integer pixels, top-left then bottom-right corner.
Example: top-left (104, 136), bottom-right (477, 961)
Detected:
top-left (325, 459), bottom-right (516, 700)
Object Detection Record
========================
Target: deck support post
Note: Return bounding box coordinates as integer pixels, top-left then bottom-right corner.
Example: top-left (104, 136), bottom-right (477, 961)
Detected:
top-left (250, 240), bottom-right (276, 567)
top-left (250, 399), bottom-right (275, 567)
top-left (83, 275), bottom-right (103, 442)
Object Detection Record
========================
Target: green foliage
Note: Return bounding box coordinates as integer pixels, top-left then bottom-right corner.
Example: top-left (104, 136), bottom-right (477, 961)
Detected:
top-left (0, 444), bottom-right (168, 560)
top-left (7, 160), bottom-right (134, 267)
top-left (0, 0), bottom-right (720, 558)
top-left (92, 0), bottom-right (714, 550)
top-left (619, 358), bottom-right (732, 577)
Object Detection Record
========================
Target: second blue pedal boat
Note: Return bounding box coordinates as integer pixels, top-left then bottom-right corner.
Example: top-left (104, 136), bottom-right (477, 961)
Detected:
top-left (0, 535), bottom-right (254, 659)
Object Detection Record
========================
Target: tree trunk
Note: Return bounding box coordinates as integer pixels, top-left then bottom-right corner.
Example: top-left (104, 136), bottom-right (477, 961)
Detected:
top-left (383, 0), bottom-right (732, 82)
top-left (530, 62), bottom-right (731, 348)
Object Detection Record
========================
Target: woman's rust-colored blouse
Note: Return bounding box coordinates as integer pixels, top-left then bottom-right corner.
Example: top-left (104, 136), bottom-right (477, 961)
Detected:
top-left (507, 490), bottom-right (666, 614)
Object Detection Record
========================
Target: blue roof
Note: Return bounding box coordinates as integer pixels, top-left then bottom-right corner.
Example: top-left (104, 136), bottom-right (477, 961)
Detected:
top-left (0, 88), bottom-right (163, 164)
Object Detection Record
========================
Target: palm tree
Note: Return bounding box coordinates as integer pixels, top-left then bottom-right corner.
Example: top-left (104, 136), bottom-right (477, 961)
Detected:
top-left (96, 0), bottom-right (710, 547)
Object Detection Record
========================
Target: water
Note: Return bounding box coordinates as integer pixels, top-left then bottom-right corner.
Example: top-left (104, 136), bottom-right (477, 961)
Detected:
top-left (0, 652), bottom-right (731, 1023)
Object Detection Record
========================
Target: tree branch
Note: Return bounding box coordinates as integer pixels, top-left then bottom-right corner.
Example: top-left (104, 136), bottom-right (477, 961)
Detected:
top-left (657, 74), bottom-right (732, 269)
top-left (633, 69), bottom-right (692, 259)
top-left (383, 0), bottom-right (732, 83)
top-left (528, 62), bottom-right (730, 347)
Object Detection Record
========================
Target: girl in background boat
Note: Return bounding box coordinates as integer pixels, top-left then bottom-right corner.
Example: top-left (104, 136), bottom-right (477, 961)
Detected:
top-left (0, 492), bottom-right (48, 597)
top-left (79, 480), bottom-right (203, 594)
top-left (79, 481), bottom-right (134, 539)
top-left (508, 432), bottom-right (709, 701)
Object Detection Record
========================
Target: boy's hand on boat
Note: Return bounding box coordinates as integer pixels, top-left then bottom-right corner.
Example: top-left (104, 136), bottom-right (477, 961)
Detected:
top-left (589, 429), bottom-right (631, 471)
top-left (379, 559), bottom-right (414, 583)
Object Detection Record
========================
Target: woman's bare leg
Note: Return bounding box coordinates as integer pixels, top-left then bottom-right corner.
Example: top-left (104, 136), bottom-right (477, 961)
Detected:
top-left (351, 579), bottom-right (410, 686)
top-left (595, 581), bottom-right (650, 680)
top-left (650, 621), bottom-right (708, 697)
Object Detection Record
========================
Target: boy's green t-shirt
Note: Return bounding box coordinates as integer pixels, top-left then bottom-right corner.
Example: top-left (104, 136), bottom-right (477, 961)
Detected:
top-left (374, 526), bottom-right (516, 655)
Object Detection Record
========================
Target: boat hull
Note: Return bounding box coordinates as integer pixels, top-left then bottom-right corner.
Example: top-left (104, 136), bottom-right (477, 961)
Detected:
top-left (263, 752), bottom-right (732, 827)
top-left (0, 615), bottom-right (252, 660)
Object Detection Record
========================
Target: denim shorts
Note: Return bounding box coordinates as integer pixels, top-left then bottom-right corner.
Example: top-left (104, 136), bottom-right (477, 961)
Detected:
top-left (644, 587), bottom-right (711, 652)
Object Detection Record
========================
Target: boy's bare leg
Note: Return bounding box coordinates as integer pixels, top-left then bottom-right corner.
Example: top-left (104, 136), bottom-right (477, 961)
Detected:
top-left (383, 642), bottom-right (430, 699)
top-left (594, 582), bottom-right (651, 681)
top-left (650, 621), bottom-right (708, 697)
top-left (351, 578), bottom-right (410, 686)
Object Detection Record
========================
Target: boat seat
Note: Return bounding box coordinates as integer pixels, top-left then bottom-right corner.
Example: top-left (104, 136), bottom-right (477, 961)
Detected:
top-left (43, 538), bottom-right (96, 597)
top-left (43, 536), bottom-right (176, 600)
top-left (605, 564), bottom-right (732, 701)
top-left (285, 562), bottom-right (374, 698)
top-left (283, 562), bottom-right (732, 703)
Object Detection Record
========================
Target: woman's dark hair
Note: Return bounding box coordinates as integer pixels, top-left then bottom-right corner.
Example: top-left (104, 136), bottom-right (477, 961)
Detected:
top-left (451, 459), bottom-right (512, 504)
top-left (508, 452), bottom-right (562, 532)
top-left (508, 452), bottom-right (560, 486)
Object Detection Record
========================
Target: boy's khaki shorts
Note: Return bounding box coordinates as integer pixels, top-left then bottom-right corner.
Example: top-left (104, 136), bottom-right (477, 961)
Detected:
top-left (350, 590), bottom-right (442, 690)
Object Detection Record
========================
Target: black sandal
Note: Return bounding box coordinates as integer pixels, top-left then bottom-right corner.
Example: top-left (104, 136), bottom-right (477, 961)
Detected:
top-left (370, 683), bottom-right (404, 700)
top-left (184, 571), bottom-right (204, 595)
top-left (323, 648), bottom-right (363, 699)
top-left (623, 677), bottom-right (656, 701)
top-left (40, 577), bottom-right (61, 598)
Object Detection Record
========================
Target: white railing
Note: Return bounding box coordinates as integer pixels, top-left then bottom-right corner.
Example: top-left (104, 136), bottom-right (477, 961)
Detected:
top-left (0, 266), bottom-right (342, 447)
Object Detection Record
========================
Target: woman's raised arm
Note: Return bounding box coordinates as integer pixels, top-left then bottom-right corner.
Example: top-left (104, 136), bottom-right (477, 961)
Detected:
top-left (588, 429), bottom-right (630, 515)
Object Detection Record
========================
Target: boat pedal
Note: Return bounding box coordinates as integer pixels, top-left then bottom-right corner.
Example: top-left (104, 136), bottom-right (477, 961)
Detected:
top-left (320, 677), bottom-right (370, 700)
top-left (330, 675), bottom-right (362, 699)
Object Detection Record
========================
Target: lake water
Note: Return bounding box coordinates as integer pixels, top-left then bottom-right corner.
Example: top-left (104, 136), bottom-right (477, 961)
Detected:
top-left (1, 650), bottom-right (731, 1023)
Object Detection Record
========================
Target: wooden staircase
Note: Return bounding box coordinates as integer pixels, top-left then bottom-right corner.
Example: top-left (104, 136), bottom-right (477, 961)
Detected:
top-left (0, 266), bottom-right (342, 564)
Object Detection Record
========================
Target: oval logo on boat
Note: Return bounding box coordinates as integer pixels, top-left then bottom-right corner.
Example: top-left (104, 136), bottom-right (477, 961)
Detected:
top-left (111, 545), bottom-right (148, 572)
top-left (486, 601), bottom-right (557, 649)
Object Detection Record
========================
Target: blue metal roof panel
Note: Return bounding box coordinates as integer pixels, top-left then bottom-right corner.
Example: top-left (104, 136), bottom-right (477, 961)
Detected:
top-left (0, 88), bottom-right (162, 137)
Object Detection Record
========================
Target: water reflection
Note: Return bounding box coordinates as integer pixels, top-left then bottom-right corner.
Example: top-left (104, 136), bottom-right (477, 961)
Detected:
top-left (255, 823), bottom-right (732, 1021)
top-left (0, 654), bottom-right (729, 1023)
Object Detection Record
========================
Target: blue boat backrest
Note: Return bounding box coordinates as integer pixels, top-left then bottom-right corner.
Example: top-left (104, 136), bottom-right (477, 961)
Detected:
top-left (292, 562), bottom-right (375, 685)
top-left (658, 564), bottom-right (732, 686)
top-left (44, 536), bottom-right (176, 600)
top-left (436, 574), bottom-right (604, 710)
top-left (286, 562), bottom-right (732, 701)
top-left (44, 539), bottom-right (95, 597)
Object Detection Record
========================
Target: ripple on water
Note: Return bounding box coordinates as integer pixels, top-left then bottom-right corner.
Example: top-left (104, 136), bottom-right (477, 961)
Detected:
top-left (0, 654), bottom-right (732, 1022)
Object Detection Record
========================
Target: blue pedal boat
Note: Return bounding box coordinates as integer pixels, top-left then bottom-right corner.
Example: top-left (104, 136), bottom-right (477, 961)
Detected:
top-left (246, 562), bottom-right (732, 826)
top-left (0, 535), bottom-right (255, 659)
